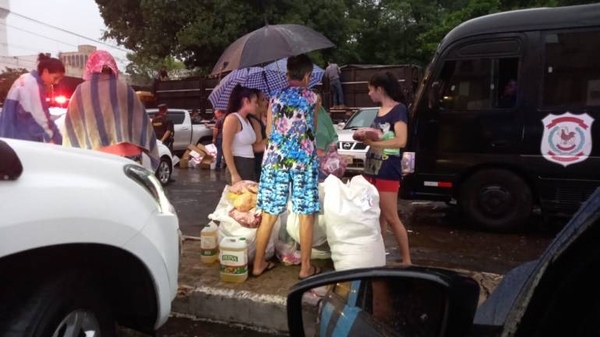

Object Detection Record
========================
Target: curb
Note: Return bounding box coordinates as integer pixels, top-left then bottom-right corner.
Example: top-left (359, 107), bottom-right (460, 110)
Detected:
top-left (172, 285), bottom-right (288, 333)
top-left (171, 270), bottom-right (503, 334)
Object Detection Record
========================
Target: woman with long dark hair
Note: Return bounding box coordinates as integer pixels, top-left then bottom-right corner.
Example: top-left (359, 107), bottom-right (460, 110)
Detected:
top-left (0, 53), bottom-right (64, 143)
top-left (362, 71), bottom-right (412, 265)
top-left (222, 84), bottom-right (258, 184)
top-left (248, 89), bottom-right (268, 180)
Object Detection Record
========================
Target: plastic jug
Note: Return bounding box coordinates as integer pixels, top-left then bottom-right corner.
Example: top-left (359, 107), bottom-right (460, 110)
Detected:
top-left (200, 222), bottom-right (218, 264)
top-left (219, 237), bottom-right (248, 283)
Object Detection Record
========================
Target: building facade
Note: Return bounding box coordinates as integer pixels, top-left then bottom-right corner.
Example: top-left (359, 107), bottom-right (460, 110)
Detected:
top-left (58, 45), bottom-right (97, 78)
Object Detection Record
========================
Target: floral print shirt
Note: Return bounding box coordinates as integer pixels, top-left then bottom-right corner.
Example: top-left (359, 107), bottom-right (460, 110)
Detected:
top-left (263, 86), bottom-right (318, 170)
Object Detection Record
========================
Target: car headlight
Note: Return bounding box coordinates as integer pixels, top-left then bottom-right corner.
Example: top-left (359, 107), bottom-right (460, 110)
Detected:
top-left (124, 164), bottom-right (172, 213)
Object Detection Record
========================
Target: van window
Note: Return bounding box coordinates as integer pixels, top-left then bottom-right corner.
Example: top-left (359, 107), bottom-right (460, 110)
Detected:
top-left (435, 57), bottom-right (519, 110)
top-left (543, 30), bottom-right (600, 107)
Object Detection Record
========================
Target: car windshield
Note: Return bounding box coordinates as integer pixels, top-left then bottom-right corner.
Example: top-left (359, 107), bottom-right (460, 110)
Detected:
top-left (344, 108), bottom-right (378, 130)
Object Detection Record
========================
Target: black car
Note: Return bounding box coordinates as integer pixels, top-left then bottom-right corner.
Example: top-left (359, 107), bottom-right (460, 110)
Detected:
top-left (288, 185), bottom-right (600, 336)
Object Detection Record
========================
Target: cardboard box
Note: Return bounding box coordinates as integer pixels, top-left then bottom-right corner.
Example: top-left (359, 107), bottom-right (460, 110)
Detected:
top-left (178, 148), bottom-right (191, 169)
top-left (179, 144), bottom-right (214, 170)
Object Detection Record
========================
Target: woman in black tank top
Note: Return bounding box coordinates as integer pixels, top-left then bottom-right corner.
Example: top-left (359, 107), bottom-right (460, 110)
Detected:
top-left (249, 90), bottom-right (268, 180)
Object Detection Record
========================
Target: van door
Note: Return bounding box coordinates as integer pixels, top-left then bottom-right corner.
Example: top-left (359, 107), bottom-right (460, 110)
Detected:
top-left (414, 36), bottom-right (525, 189)
top-left (521, 28), bottom-right (600, 211)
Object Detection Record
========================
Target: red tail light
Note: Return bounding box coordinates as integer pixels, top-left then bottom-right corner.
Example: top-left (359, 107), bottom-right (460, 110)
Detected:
top-left (54, 95), bottom-right (68, 104)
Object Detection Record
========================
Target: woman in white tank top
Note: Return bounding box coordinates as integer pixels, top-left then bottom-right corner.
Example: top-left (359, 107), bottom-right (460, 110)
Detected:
top-left (222, 85), bottom-right (259, 184)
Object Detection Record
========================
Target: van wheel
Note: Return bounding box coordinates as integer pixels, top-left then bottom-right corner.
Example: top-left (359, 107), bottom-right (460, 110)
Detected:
top-left (460, 169), bottom-right (532, 232)
top-left (1, 271), bottom-right (115, 337)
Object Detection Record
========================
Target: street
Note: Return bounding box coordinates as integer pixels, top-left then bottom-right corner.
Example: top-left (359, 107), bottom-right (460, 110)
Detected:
top-left (144, 167), bottom-right (560, 336)
top-left (166, 168), bottom-right (556, 275)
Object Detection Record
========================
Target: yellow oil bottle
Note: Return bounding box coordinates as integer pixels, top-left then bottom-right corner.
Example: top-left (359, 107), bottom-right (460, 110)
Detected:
top-left (219, 237), bottom-right (248, 283)
top-left (200, 222), bottom-right (218, 264)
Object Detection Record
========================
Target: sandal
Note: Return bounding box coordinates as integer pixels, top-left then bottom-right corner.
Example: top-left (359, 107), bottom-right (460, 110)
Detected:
top-left (252, 261), bottom-right (276, 277)
top-left (298, 265), bottom-right (322, 280)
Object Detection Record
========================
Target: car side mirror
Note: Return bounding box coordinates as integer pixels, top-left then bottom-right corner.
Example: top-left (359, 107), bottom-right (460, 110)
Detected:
top-left (337, 122), bottom-right (346, 129)
top-left (287, 266), bottom-right (479, 337)
top-left (0, 140), bottom-right (23, 181)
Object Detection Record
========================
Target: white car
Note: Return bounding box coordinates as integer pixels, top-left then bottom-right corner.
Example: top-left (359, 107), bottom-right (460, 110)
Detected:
top-left (0, 138), bottom-right (180, 336)
top-left (143, 140), bottom-right (175, 186)
top-left (336, 107), bottom-right (378, 172)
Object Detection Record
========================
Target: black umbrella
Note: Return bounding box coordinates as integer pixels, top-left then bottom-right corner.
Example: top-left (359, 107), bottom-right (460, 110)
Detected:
top-left (211, 24), bottom-right (334, 75)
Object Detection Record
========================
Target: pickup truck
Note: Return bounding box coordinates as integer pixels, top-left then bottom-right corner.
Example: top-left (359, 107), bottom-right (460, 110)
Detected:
top-left (146, 108), bottom-right (213, 153)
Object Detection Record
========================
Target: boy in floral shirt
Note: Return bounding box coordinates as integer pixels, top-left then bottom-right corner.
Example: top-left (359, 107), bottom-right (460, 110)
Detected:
top-left (253, 54), bottom-right (322, 280)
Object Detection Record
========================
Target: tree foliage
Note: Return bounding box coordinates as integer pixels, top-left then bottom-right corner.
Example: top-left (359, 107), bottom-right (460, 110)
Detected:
top-left (0, 67), bottom-right (28, 104)
top-left (125, 54), bottom-right (186, 86)
top-left (96, 0), bottom-right (597, 73)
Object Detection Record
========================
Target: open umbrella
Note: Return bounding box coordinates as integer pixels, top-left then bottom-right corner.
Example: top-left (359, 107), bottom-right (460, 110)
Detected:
top-left (264, 58), bottom-right (325, 88)
top-left (208, 67), bottom-right (289, 110)
top-left (211, 24), bottom-right (334, 75)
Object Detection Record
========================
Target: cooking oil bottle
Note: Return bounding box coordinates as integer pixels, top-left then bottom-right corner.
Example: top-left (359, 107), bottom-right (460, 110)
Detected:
top-left (200, 222), bottom-right (218, 264)
top-left (219, 237), bottom-right (248, 283)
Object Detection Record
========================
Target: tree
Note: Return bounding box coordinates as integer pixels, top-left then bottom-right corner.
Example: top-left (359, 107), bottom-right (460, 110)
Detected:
top-left (97, 0), bottom-right (599, 73)
top-left (0, 67), bottom-right (28, 104)
top-left (125, 53), bottom-right (186, 86)
top-left (96, 0), bottom-right (358, 73)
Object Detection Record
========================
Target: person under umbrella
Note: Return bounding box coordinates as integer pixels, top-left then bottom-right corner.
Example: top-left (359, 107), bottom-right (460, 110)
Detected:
top-left (208, 67), bottom-right (288, 111)
top-left (249, 89), bottom-right (268, 180)
top-left (222, 85), bottom-right (258, 184)
top-left (264, 57), bottom-right (324, 88)
top-left (61, 50), bottom-right (159, 169)
top-left (253, 54), bottom-right (322, 280)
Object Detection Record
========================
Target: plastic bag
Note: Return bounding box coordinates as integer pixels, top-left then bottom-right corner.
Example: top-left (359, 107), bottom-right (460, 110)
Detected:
top-left (275, 239), bottom-right (301, 266)
top-left (226, 180), bottom-right (260, 226)
top-left (229, 180), bottom-right (258, 194)
top-left (286, 183), bottom-right (328, 247)
top-left (209, 186), bottom-right (279, 261)
top-left (323, 175), bottom-right (386, 271)
top-left (352, 127), bottom-right (383, 141)
top-left (229, 209), bottom-right (261, 228)
top-left (319, 143), bottom-right (346, 179)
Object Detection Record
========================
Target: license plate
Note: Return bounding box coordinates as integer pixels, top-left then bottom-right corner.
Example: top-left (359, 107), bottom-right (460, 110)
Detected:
top-left (342, 155), bottom-right (354, 164)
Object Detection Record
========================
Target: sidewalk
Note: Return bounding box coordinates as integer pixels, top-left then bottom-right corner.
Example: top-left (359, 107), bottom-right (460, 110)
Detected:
top-left (172, 239), bottom-right (504, 334)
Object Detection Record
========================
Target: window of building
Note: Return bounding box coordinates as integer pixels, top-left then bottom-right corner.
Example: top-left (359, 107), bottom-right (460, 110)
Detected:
top-left (543, 30), bottom-right (600, 107)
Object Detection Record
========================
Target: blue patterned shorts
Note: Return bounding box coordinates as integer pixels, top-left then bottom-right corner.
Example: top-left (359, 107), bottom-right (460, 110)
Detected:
top-left (257, 164), bottom-right (320, 215)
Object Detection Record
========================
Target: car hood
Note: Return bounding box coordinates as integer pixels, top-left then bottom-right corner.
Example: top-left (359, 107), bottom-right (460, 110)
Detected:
top-left (3, 138), bottom-right (136, 174)
top-left (336, 128), bottom-right (356, 142)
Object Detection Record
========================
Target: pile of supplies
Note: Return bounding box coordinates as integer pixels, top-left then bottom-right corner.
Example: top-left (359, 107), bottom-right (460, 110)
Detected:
top-left (204, 173), bottom-right (388, 283)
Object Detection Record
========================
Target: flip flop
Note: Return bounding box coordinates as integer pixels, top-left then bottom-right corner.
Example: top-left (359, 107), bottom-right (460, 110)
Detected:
top-left (252, 261), bottom-right (276, 277)
top-left (298, 265), bottom-right (322, 280)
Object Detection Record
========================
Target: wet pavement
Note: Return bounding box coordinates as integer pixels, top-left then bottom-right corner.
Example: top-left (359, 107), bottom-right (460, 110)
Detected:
top-left (165, 167), bottom-right (558, 275)
top-left (120, 317), bottom-right (284, 337)
top-left (148, 167), bottom-right (560, 336)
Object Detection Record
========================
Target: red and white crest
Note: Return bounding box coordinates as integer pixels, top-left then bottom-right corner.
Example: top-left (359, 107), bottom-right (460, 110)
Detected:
top-left (540, 112), bottom-right (594, 167)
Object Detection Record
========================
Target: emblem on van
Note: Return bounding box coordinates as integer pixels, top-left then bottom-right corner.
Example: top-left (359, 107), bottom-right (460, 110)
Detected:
top-left (541, 112), bottom-right (594, 167)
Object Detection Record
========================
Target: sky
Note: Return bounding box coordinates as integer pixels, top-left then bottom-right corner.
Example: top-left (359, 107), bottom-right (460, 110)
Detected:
top-left (4, 0), bottom-right (129, 68)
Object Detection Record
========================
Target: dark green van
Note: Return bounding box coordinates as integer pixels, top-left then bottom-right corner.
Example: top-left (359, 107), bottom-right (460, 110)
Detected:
top-left (401, 4), bottom-right (600, 231)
